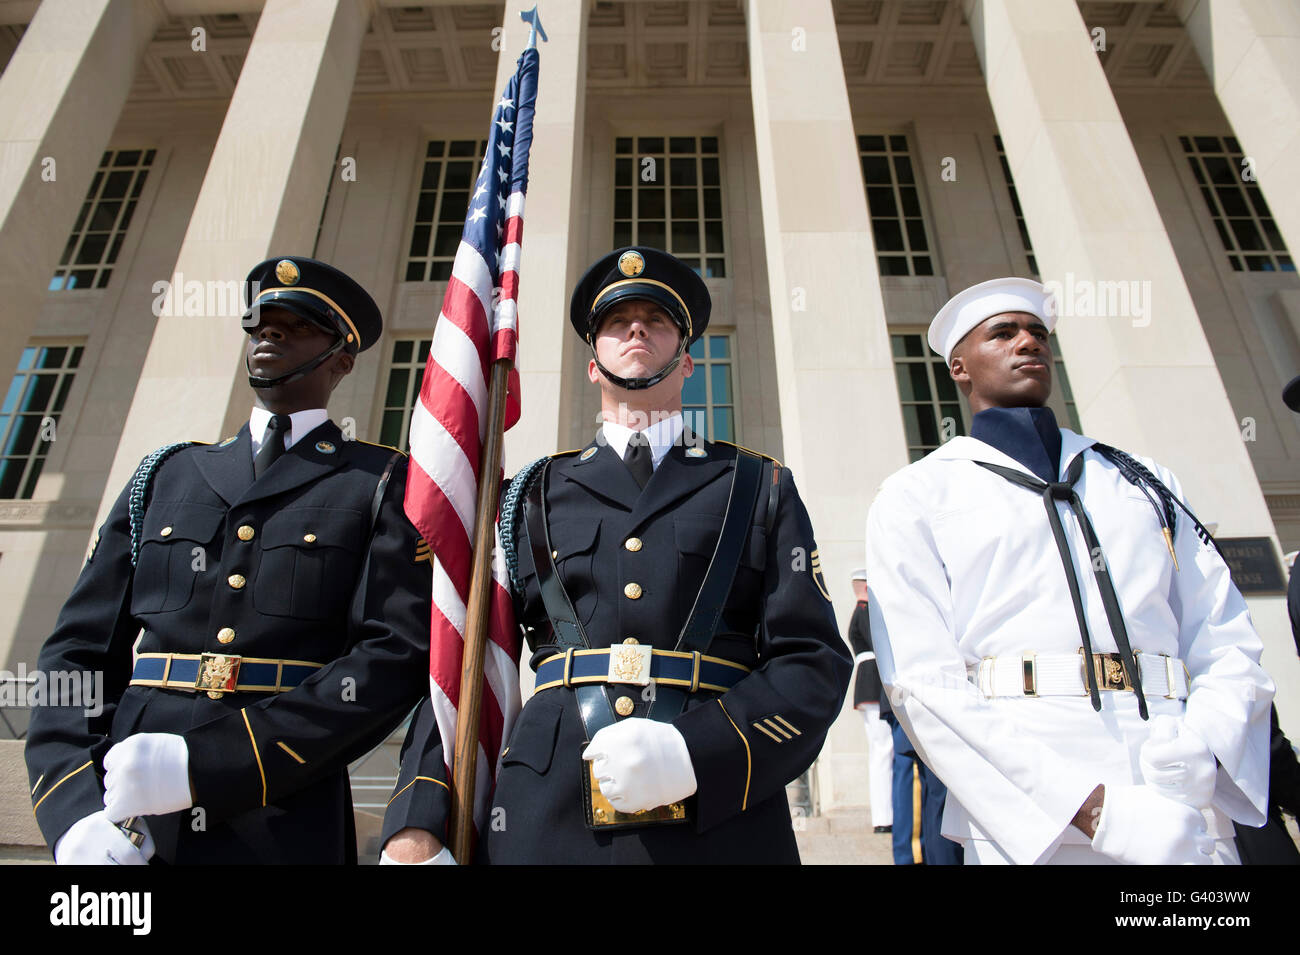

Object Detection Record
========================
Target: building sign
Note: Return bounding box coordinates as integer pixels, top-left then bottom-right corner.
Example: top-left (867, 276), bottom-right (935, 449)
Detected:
top-left (1216, 537), bottom-right (1286, 595)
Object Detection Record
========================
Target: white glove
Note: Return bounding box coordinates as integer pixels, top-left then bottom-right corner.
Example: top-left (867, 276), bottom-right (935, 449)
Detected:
top-left (582, 718), bottom-right (697, 813)
top-left (54, 810), bottom-right (155, 865)
top-left (103, 733), bottom-right (192, 821)
top-left (379, 846), bottom-right (457, 865)
top-left (1140, 715), bottom-right (1217, 809)
top-left (1091, 784), bottom-right (1214, 865)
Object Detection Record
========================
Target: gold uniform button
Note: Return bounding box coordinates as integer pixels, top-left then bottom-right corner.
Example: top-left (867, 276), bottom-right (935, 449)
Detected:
top-left (303, 533), bottom-right (317, 543)
top-left (237, 525), bottom-right (255, 541)
top-left (552, 549), bottom-right (558, 559)
top-left (624, 537), bottom-right (643, 552)
top-left (614, 696), bottom-right (635, 717)
top-left (160, 526), bottom-right (173, 537)
top-left (217, 627), bottom-right (236, 645)
top-left (624, 582), bottom-right (642, 600)
top-left (227, 574), bottom-right (246, 590)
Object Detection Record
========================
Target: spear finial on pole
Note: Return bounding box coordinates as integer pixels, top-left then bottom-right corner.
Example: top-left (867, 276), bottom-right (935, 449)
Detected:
top-left (521, 5), bottom-right (548, 49)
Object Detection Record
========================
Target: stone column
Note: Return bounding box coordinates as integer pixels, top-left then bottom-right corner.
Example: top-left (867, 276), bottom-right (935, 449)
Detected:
top-left (0, 0), bottom-right (161, 394)
top-left (747, 0), bottom-right (911, 812)
top-left (98, 0), bottom-right (373, 521)
top-left (492, 0), bottom-right (589, 471)
top-left (1178, 0), bottom-right (1300, 260)
top-left (966, 0), bottom-right (1298, 726)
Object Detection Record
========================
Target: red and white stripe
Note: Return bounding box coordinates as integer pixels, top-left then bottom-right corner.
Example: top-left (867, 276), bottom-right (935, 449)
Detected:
top-left (405, 188), bottom-right (525, 833)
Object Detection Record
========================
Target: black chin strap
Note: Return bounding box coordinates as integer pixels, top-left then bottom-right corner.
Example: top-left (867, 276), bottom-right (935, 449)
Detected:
top-left (246, 336), bottom-right (346, 390)
top-left (590, 338), bottom-right (687, 391)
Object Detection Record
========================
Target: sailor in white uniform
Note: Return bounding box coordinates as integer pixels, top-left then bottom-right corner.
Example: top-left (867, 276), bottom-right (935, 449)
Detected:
top-left (866, 277), bottom-right (1275, 865)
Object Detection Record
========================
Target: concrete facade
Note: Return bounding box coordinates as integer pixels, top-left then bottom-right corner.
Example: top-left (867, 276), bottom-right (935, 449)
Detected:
top-left (2, 0), bottom-right (1299, 835)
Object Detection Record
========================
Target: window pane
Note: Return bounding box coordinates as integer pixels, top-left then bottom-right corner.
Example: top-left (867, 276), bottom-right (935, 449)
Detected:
top-left (913, 256), bottom-right (934, 275)
top-left (858, 135), bottom-right (885, 152)
top-left (615, 157), bottom-right (632, 184)
top-left (393, 339), bottom-right (413, 363)
top-left (408, 224), bottom-right (431, 258)
top-left (444, 162), bottom-right (473, 190)
top-left (0, 459), bottom-right (23, 498)
top-left (640, 222), bottom-right (665, 249)
top-left (615, 137), bottom-right (633, 153)
top-left (895, 363), bottom-right (931, 402)
top-left (1203, 156), bottom-right (1234, 184)
top-left (900, 405), bottom-right (924, 446)
top-left (866, 187), bottom-right (897, 218)
top-left (935, 368), bottom-right (958, 401)
top-left (613, 221), bottom-right (632, 248)
top-left (708, 335), bottom-right (729, 359)
top-left (638, 189), bottom-right (665, 219)
top-left (671, 188), bottom-right (698, 219)
top-left (440, 193), bottom-right (468, 223)
top-left (447, 140), bottom-right (476, 157)
top-left (385, 368), bottom-right (410, 407)
top-left (670, 158), bottom-right (696, 186)
top-left (712, 407), bottom-right (733, 441)
top-left (861, 155), bottom-right (891, 184)
top-left (878, 256), bottom-right (910, 276)
top-left (681, 371), bottom-right (706, 404)
top-left (672, 221), bottom-right (700, 254)
top-left (637, 137), bottom-right (664, 154)
top-left (1230, 219), bottom-right (1265, 251)
top-left (434, 225), bottom-right (460, 256)
top-left (710, 364), bottom-right (731, 404)
top-left (892, 155), bottom-right (914, 184)
top-left (705, 258), bottom-right (725, 278)
top-left (701, 158), bottom-right (720, 186)
top-left (669, 137), bottom-right (695, 153)
top-left (420, 161), bottom-right (442, 189)
top-left (906, 219), bottom-right (929, 252)
top-left (102, 171), bottom-right (132, 199)
top-left (614, 188), bottom-right (632, 218)
top-left (899, 187), bottom-right (921, 217)
top-left (704, 220), bottom-right (724, 253)
top-left (75, 234), bottom-right (107, 265)
top-left (872, 219), bottom-right (904, 252)
top-left (380, 410), bottom-right (405, 449)
top-left (702, 188), bottom-right (722, 218)
top-left (1216, 187), bottom-right (1249, 217)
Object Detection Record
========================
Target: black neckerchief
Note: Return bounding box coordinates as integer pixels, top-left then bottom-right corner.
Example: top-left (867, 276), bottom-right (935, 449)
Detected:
top-left (970, 405), bottom-right (1062, 484)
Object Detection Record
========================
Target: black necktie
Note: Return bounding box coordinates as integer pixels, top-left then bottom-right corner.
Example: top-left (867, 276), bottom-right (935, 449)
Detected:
top-left (623, 432), bottom-right (653, 490)
top-left (253, 414), bottom-right (291, 478)
top-left (975, 454), bottom-right (1148, 719)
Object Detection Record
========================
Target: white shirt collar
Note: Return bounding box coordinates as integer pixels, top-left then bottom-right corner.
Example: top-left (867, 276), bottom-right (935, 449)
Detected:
top-left (600, 413), bottom-right (684, 470)
top-left (249, 407), bottom-right (330, 455)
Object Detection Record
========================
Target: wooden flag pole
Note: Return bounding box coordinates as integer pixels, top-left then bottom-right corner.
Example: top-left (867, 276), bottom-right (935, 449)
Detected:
top-left (448, 356), bottom-right (514, 863)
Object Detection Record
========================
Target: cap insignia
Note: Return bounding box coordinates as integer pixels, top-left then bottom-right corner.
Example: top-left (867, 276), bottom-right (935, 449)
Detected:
top-left (315, 441), bottom-right (336, 454)
top-left (579, 447), bottom-right (598, 462)
top-left (617, 251), bottom-right (645, 277)
top-left (275, 259), bottom-right (300, 286)
top-left (686, 447), bottom-right (707, 458)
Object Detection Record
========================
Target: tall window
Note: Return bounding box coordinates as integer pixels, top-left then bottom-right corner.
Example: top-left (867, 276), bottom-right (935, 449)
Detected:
top-left (892, 333), bottom-right (963, 462)
top-left (378, 337), bottom-right (431, 452)
top-left (993, 135), bottom-right (1038, 277)
top-left (0, 343), bottom-right (83, 498)
top-left (613, 136), bottom-right (726, 277)
top-left (50, 150), bottom-right (154, 291)
top-left (682, 333), bottom-right (735, 441)
top-left (858, 134), bottom-right (933, 276)
top-left (1182, 135), bottom-right (1293, 273)
top-left (405, 140), bottom-right (488, 282)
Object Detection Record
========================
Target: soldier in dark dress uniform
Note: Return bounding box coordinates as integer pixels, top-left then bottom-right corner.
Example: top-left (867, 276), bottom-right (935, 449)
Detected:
top-left (25, 256), bottom-right (431, 864)
top-left (382, 247), bottom-right (851, 864)
top-left (847, 569), bottom-right (892, 833)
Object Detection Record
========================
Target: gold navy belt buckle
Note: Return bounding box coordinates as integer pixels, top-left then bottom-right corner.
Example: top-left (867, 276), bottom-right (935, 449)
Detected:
top-left (195, 653), bottom-right (242, 695)
top-left (606, 643), bottom-right (653, 686)
top-left (1080, 649), bottom-right (1133, 692)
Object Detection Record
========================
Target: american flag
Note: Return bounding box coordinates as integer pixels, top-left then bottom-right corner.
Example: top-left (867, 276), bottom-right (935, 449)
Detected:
top-left (404, 44), bottom-right (537, 834)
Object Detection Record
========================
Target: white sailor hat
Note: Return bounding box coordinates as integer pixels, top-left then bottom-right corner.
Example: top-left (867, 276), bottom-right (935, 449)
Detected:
top-left (927, 277), bottom-right (1056, 362)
